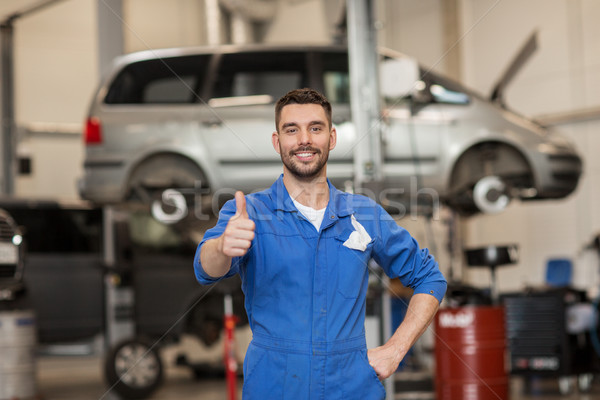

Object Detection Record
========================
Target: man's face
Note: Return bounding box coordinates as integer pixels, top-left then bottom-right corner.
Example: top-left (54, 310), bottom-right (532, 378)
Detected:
top-left (272, 104), bottom-right (337, 180)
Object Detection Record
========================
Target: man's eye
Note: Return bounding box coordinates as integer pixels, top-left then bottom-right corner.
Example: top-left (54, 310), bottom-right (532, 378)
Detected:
top-left (311, 126), bottom-right (322, 132)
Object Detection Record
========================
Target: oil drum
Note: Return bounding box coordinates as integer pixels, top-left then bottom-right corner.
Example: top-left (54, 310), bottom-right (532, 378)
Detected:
top-left (434, 305), bottom-right (508, 400)
top-left (0, 310), bottom-right (37, 400)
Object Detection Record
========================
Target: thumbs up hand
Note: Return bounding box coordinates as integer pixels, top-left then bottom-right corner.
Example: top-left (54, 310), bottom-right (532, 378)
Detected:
top-left (220, 191), bottom-right (255, 257)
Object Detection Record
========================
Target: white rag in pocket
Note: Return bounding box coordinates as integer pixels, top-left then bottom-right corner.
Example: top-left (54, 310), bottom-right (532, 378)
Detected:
top-left (343, 215), bottom-right (372, 251)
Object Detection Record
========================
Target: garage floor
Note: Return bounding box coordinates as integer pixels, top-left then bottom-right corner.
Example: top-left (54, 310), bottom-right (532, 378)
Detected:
top-left (34, 354), bottom-right (600, 400)
top-left (36, 354), bottom-right (240, 400)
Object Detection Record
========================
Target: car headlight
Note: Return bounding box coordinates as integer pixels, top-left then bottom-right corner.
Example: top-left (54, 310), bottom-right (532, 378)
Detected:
top-left (12, 234), bottom-right (23, 246)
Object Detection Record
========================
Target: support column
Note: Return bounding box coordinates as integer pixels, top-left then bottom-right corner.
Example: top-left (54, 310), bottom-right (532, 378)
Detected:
top-left (103, 206), bottom-right (135, 347)
top-left (0, 21), bottom-right (15, 195)
top-left (231, 13), bottom-right (252, 44)
top-left (205, 0), bottom-right (224, 45)
top-left (96, 0), bottom-right (124, 77)
top-left (441, 0), bottom-right (462, 81)
top-left (347, 0), bottom-right (383, 196)
top-left (347, 4), bottom-right (389, 398)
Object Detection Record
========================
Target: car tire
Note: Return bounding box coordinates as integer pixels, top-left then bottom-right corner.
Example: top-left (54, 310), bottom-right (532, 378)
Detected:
top-left (104, 337), bottom-right (164, 399)
top-left (127, 154), bottom-right (211, 223)
top-left (128, 154), bottom-right (208, 202)
top-left (448, 142), bottom-right (532, 215)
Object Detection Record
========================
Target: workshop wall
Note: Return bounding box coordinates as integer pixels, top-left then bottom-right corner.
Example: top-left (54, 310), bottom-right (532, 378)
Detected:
top-left (13, 0), bottom-right (97, 124)
top-left (457, 0), bottom-right (600, 294)
top-left (10, 0), bottom-right (96, 199)
top-left (123, 0), bottom-right (206, 53)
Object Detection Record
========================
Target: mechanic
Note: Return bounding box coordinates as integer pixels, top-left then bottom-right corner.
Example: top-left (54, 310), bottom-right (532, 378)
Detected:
top-left (194, 88), bottom-right (447, 399)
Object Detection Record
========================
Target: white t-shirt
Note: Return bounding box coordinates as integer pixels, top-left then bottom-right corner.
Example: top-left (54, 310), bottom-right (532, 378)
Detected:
top-left (292, 199), bottom-right (327, 232)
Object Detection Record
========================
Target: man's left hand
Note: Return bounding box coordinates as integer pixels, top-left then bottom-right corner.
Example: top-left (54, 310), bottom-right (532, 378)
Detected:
top-left (367, 342), bottom-right (405, 380)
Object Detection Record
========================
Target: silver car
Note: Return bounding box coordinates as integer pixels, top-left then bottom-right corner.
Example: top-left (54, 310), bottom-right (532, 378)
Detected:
top-left (78, 44), bottom-right (582, 216)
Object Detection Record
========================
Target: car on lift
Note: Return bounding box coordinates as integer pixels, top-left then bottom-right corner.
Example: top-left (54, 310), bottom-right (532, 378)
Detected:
top-left (78, 43), bottom-right (582, 218)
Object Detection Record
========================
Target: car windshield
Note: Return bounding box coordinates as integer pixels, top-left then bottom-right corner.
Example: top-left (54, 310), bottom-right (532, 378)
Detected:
top-left (428, 82), bottom-right (470, 104)
top-left (417, 69), bottom-right (471, 106)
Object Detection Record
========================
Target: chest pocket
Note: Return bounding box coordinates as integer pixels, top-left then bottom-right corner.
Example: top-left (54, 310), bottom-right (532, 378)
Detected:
top-left (333, 229), bottom-right (374, 299)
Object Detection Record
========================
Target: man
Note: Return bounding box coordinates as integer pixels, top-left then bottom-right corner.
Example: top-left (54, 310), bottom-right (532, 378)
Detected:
top-left (194, 88), bottom-right (446, 399)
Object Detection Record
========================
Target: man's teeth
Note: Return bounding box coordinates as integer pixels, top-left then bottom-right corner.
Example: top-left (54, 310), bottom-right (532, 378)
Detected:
top-left (297, 153), bottom-right (313, 157)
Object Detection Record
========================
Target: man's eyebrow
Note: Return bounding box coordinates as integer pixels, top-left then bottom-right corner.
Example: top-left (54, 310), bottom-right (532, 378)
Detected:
top-left (281, 122), bottom-right (299, 129)
top-left (281, 120), bottom-right (326, 129)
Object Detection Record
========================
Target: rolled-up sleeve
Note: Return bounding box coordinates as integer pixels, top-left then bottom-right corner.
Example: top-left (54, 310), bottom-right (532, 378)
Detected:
top-left (193, 199), bottom-right (243, 285)
top-left (371, 207), bottom-right (447, 303)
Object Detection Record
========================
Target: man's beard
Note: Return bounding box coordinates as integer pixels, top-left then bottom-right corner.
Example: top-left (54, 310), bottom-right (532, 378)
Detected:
top-left (280, 146), bottom-right (329, 179)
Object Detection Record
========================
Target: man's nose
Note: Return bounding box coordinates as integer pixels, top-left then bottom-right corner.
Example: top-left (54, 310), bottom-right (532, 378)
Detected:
top-left (298, 129), bottom-right (312, 145)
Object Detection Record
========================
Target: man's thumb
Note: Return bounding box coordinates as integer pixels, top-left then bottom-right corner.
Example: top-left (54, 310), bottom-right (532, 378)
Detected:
top-left (234, 191), bottom-right (248, 218)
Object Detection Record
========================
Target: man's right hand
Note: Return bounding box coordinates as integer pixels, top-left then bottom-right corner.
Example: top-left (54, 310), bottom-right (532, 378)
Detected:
top-left (220, 191), bottom-right (255, 257)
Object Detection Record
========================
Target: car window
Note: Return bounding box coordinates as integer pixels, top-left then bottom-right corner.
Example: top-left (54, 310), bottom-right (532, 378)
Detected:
top-left (105, 54), bottom-right (211, 104)
top-left (104, 50), bottom-right (352, 105)
top-left (145, 75), bottom-right (197, 103)
top-left (231, 71), bottom-right (301, 99)
top-left (210, 51), bottom-right (306, 100)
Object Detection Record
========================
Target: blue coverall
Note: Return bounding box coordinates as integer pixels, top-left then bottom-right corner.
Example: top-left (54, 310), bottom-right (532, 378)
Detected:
top-left (194, 175), bottom-right (447, 399)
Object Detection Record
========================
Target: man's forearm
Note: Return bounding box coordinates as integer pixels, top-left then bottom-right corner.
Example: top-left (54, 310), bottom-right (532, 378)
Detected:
top-left (367, 293), bottom-right (440, 379)
top-left (199, 237), bottom-right (233, 278)
top-left (388, 293), bottom-right (439, 354)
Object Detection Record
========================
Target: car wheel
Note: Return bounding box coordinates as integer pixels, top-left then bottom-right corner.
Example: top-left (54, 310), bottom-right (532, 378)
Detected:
top-left (472, 176), bottom-right (510, 214)
top-left (127, 154), bottom-right (210, 223)
top-left (104, 337), bottom-right (164, 399)
top-left (448, 142), bottom-right (533, 215)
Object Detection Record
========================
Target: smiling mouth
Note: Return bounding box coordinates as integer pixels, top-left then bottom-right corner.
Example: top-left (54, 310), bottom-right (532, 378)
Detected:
top-left (295, 152), bottom-right (315, 159)
top-left (292, 148), bottom-right (319, 161)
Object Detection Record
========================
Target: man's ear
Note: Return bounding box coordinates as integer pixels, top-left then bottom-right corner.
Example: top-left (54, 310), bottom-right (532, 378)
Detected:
top-left (329, 127), bottom-right (337, 150)
top-left (271, 131), bottom-right (281, 154)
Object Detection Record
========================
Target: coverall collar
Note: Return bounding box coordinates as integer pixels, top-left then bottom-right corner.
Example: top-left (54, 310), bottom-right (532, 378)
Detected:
top-left (269, 174), bottom-right (354, 218)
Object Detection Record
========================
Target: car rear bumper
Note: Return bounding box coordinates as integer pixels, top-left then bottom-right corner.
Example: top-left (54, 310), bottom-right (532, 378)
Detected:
top-left (78, 161), bottom-right (127, 203)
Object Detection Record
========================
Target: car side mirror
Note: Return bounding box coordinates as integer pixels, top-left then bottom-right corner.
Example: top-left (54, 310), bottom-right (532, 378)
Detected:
top-left (379, 57), bottom-right (420, 99)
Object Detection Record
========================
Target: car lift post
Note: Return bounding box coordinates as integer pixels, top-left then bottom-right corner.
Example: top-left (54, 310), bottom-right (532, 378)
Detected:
top-left (346, 0), bottom-right (384, 190)
top-left (346, 0), bottom-right (393, 398)
top-left (103, 205), bottom-right (135, 348)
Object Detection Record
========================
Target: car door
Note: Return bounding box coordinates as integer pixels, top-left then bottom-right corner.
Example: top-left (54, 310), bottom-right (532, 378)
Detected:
top-left (383, 101), bottom-right (447, 193)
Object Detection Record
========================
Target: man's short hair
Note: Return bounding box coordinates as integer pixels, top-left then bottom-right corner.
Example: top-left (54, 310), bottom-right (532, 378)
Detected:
top-left (275, 88), bottom-right (332, 131)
